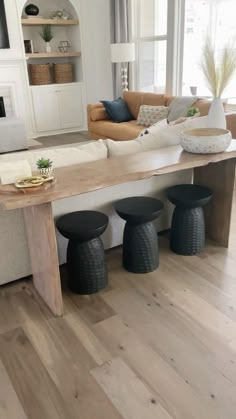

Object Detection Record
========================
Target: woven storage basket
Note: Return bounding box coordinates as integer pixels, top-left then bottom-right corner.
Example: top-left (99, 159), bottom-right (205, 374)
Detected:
top-left (29, 64), bottom-right (51, 85)
top-left (54, 63), bottom-right (73, 84)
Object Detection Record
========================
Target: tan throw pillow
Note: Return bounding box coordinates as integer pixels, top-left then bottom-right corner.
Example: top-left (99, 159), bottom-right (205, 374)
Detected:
top-left (137, 105), bottom-right (168, 127)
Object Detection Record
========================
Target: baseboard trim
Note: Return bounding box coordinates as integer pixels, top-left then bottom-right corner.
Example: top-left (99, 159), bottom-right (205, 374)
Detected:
top-left (29, 126), bottom-right (88, 139)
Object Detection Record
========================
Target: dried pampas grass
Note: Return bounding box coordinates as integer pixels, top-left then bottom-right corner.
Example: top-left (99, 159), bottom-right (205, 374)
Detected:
top-left (200, 38), bottom-right (236, 98)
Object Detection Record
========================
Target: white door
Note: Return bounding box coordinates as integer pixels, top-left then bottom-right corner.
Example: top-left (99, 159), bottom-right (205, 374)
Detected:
top-left (31, 86), bottom-right (61, 132)
top-left (57, 84), bottom-right (83, 129)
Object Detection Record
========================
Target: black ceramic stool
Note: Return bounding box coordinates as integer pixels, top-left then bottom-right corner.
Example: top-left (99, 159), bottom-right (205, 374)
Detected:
top-left (114, 196), bottom-right (163, 273)
top-left (56, 211), bottom-right (109, 294)
top-left (166, 184), bottom-right (212, 255)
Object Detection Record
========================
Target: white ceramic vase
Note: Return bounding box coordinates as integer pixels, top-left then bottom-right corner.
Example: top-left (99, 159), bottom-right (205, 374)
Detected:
top-left (190, 86), bottom-right (198, 96)
top-left (207, 97), bottom-right (226, 129)
top-left (45, 42), bottom-right (51, 53)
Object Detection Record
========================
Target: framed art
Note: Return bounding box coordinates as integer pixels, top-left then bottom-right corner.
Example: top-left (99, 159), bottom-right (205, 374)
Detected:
top-left (0, 97), bottom-right (6, 118)
top-left (0, 0), bottom-right (10, 49)
top-left (24, 40), bottom-right (34, 54)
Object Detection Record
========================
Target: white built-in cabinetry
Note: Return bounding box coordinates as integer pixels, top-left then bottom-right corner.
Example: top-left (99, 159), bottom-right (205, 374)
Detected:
top-left (1, 0), bottom-right (113, 138)
top-left (21, 0), bottom-right (86, 136)
top-left (31, 82), bottom-right (84, 133)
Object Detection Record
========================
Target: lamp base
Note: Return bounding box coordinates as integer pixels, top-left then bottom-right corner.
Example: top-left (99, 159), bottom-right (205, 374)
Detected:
top-left (121, 64), bottom-right (128, 91)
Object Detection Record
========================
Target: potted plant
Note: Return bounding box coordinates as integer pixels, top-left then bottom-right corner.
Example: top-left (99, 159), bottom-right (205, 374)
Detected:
top-left (186, 107), bottom-right (200, 117)
top-left (39, 25), bottom-right (54, 53)
top-left (36, 157), bottom-right (53, 177)
top-left (200, 38), bottom-right (236, 129)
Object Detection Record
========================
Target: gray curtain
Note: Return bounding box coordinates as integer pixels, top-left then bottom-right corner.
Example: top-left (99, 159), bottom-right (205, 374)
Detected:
top-left (110, 0), bottom-right (129, 98)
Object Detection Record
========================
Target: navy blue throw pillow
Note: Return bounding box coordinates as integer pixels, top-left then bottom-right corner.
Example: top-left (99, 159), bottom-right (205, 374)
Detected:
top-left (100, 97), bottom-right (133, 123)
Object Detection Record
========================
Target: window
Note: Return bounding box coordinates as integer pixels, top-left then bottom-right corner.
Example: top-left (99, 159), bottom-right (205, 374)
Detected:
top-left (182, 0), bottom-right (236, 101)
top-left (135, 0), bottom-right (168, 93)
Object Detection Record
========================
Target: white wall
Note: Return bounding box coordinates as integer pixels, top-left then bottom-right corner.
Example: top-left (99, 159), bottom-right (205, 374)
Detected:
top-left (0, 0), bottom-right (113, 137)
top-left (79, 0), bottom-right (113, 102)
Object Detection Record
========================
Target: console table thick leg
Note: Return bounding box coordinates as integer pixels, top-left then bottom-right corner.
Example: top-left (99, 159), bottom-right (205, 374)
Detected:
top-left (194, 159), bottom-right (236, 247)
top-left (23, 203), bottom-right (63, 316)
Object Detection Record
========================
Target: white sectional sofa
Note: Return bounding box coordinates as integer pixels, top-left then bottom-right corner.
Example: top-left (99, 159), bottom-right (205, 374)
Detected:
top-left (0, 115), bottom-right (208, 285)
top-left (0, 118), bottom-right (27, 153)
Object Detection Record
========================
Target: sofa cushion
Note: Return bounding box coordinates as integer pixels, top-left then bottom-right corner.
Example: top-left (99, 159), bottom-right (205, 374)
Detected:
top-left (100, 98), bottom-right (133, 122)
top-left (0, 117), bottom-right (27, 153)
top-left (139, 115), bottom-right (207, 139)
top-left (123, 91), bottom-right (166, 119)
top-left (106, 116), bottom-right (207, 157)
top-left (0, 140), bottom-right (108, 170)
top-left (137, 105), bottom-right (168, 126)
top-left (89, 120), bottom-right (144, 141)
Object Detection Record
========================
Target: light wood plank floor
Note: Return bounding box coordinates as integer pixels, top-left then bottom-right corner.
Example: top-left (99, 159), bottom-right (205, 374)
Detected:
top-left (1, 197), bottom-right (236, 419)
top-left (29, 131), bottom-right (91, 150)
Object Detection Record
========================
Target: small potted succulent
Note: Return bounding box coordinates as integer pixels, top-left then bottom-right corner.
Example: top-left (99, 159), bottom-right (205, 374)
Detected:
top-left (36, 157), bottom-right (53, 177)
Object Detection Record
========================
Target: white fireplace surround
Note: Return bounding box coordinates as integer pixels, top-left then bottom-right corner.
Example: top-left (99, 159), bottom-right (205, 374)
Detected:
top-left (0, 61), bottom-right (33, 133)
top-left (0, 85), bottom-right (16, 118)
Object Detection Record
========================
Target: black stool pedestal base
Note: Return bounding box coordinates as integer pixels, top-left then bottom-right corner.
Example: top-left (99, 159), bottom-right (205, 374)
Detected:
top-left (67, 237), bottom-right (107, 294)
top-left (170, 207), bottom-right (205, 255)
top-left (123, 221), bottom-right (159, 273)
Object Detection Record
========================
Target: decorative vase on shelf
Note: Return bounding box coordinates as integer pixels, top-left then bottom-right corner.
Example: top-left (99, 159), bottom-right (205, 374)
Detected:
top-left (25, 4), bottom-right (39, 16)
top-left (207, 97), bottom-right (226, 130)
top-left (45, 42), bottom-right (51, 53)
top-left (40, 26), bottom-right (54, 54)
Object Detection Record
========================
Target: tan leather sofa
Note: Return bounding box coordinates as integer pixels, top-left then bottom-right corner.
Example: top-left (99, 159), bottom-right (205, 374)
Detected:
top-left (88, 91), bottom-right (236, 140)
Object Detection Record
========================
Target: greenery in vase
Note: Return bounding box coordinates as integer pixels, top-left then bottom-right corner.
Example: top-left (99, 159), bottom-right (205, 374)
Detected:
top-left (186, 107), bottom-right (199, 117)
top-left (200, 37), bottom-right (236, 98)
top-left (36, 158), bottom-right (53, 169)
top-left (39, 25), bottom-right (54, 43)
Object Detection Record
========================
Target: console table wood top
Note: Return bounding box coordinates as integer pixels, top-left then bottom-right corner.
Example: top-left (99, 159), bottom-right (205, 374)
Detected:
top-left (1, 142), bottom-right (236, 211)
top-left (1, 143), bottom-right (236, 317)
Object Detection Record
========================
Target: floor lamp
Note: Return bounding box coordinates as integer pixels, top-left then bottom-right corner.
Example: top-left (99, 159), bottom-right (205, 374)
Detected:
top-left (111, 43), bottom-right (135, 92)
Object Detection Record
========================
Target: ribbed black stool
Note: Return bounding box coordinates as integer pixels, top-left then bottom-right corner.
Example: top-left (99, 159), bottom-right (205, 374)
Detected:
top-left (114, 196), bottom-right (163, 273)
top-left (56, 211), bottom-right (109, 294)
top-left (167, 184), bottom-right (212, 255)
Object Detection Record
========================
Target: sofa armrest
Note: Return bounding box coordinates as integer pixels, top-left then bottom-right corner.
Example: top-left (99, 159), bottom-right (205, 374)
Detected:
top-left (87, 103), bottom-right (110, 140)
top-left (87, 104), bottom-right (110, 122)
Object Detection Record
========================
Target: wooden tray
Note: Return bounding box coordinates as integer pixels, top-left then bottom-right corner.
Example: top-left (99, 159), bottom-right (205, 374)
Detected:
top-left (0, 177), bottom-right (56, 194)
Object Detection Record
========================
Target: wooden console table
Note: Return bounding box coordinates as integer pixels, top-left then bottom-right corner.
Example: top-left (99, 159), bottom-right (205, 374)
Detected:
top-left (0, 144), bottom-right (236, 316)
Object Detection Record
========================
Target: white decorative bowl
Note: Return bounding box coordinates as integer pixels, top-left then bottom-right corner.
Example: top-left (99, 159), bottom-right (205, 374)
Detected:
top-left (180, 128), bottom-right (232, 154)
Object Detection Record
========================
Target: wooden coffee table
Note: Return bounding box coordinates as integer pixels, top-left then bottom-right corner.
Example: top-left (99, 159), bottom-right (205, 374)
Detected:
top-left (0, 143), bottom-right (236, 316)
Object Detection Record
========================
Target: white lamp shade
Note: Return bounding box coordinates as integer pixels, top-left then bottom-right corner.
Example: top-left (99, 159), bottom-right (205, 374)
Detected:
top-left (111, 43), bottom-right (135, 63)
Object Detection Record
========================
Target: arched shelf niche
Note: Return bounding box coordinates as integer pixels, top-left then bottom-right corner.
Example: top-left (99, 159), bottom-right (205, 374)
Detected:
top-left (20, 0), bottom-right (83, 84)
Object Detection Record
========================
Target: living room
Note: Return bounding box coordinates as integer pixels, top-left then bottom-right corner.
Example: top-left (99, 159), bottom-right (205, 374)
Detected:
top-left (0, 0), bottom-right (236, 418)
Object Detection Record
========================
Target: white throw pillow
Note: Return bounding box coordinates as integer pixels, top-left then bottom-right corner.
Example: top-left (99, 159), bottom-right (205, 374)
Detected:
top-left (143, 116), bottom-right (207, 145)
top-left (0, 140), bottom-right (108, 170)
top-left (138, 118), bottom-right (168, 137)
top-left (0, 160), bottom-right (32, 185)
top-left (106, 116), bottom-right (207, 157)
top-left (137, 105), bottom-right (168, 126)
